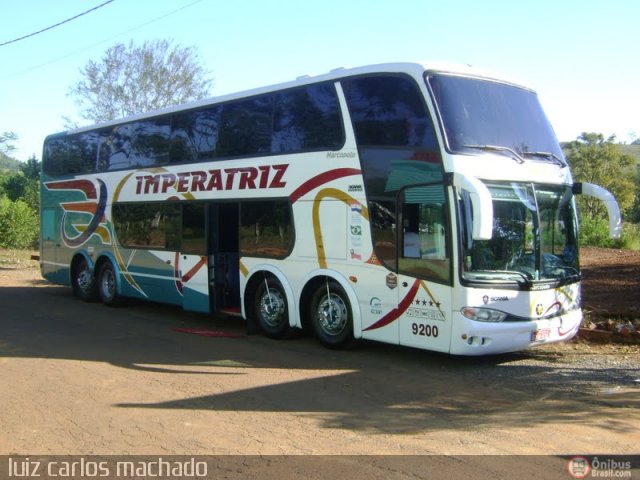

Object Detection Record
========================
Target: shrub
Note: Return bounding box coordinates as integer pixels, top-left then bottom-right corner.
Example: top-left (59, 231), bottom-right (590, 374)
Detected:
top-left (579, 215), bottom-right (640, 251)
top-left (0, 196), bottom-right (38, 249)
top-left (578, 215), bottom-right (614, 247)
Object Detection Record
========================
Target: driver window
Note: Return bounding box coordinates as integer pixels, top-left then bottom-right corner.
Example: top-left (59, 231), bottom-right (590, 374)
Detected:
top-left (399, 185), bottom-right (450, 284)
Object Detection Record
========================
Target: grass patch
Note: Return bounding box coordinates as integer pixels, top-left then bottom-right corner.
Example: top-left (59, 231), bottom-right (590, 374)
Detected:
top-left (0, 249), bottom-right (39, 269)
top-left (619, 223), bottom-right (640, 250)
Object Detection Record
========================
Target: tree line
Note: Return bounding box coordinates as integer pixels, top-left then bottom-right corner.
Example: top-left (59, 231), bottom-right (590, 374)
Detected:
top-left (0, 133), bottom-right (39, 248)
top-left (564, 133), bottom-right (640, 249)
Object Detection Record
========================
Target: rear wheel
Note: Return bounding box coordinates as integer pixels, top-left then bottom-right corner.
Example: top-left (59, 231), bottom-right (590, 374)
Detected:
top-left (254, 276), bottom-right (290, 338)
top-left (97, 261), bottom-right (124, 306)
top-left (309, 280), bottom-right (354, 349)
top-left (71, 257), bottom-right (97, 302)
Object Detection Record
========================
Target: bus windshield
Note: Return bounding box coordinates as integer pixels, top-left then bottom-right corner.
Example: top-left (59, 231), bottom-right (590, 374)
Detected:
top-left (460, 183), bottom-right (579, 284)
top-left (427, 73), bottom-right (564, 161)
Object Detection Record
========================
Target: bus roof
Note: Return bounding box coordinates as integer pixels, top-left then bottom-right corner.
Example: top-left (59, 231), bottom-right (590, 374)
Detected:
top-left (46, 61), bottom-right (531, 140)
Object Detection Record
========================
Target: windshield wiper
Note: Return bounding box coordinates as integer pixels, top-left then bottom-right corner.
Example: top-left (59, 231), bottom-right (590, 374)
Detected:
top-left (463, 144), bottom-right (525, 164)
top-left (522, 151), bottom-right (567, 168)
top-left (557, 265), bottom-right (581, 278)
top-left (469, 270), bottom-right (532, 284)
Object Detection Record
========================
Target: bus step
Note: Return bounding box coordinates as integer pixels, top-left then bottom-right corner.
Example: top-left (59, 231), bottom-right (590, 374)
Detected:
top-left (220, 307), bottom-right (242, 317)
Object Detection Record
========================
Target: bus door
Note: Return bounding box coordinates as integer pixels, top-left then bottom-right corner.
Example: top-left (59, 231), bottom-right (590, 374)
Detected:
top-left (207, 203), bottom-right (241, 315)
top-left (396, 184), bottom-right (453, 353)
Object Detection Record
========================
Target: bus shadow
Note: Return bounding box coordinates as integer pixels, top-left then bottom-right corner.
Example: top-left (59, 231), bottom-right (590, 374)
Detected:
top-left (1, 283), bottom-right (639, 435)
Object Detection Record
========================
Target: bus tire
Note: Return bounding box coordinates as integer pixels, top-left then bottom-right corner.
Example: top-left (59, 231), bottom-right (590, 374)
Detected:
top-left (254, 276), bottom-right (290, 339)
top-left (71, 257), bottom-right (98, 302)
top-left (309, 280), bottom-right (354, 349)
top-left (97, 261), bottom-right (124, 307)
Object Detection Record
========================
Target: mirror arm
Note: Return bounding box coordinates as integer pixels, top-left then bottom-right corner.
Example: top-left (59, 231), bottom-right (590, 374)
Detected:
top-left (573, 182), bottom-right (622, 239)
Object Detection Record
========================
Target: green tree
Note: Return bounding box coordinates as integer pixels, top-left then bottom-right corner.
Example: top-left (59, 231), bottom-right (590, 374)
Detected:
top-left (564, 133), bottom-right (636, 219)
top-left (0, 156), bottom-right (40, 212)
top-left (3, 173), bottom-right (29, 201)
top-left (0, 197), bottom-right (38, 249)
top-left (2, 173), bottom-right (38, 212)
top-left (69, 39), bottom-right (212, 123)
top-left (20, 155), bottom-right (40, 181)
top-left (17, 156), bottom-right (41, 212)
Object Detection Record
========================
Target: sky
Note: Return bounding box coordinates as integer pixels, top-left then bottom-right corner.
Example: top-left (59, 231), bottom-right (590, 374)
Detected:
top-left (1, 0), bottom-right (638, 160)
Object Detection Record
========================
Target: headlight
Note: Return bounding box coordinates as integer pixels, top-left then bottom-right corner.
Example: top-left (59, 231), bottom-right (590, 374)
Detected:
top-left (461, 307), bottom-right (507, 322)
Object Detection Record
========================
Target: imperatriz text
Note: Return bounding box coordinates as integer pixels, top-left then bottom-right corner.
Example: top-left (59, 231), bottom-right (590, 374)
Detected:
top-left (135, 164), bottom-right (288, 195)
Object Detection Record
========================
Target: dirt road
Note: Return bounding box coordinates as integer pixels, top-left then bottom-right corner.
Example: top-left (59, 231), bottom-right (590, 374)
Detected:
top-left (0, 265), bottom-right (639, 467)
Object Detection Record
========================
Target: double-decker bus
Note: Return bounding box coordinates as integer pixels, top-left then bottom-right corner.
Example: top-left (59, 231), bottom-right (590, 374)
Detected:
top-left (40, 62), bottom-right (621, 355)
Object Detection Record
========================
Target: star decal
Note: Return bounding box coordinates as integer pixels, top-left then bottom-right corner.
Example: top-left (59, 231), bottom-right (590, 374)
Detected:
top-left (411, 296), bottom-right (443, 311)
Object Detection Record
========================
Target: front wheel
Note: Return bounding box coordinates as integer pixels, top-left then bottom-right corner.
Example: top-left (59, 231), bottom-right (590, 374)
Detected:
top-left (254, 276), bottom-right (290, 338)
top-left (309, 280), bottom-right (354, 349)
top-left (97, 261), bottom-right (124, 306)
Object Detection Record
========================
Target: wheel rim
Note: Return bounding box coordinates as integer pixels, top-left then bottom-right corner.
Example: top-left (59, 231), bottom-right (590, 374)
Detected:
top-left (258, 288), bottom-right (285, 327)
top-left (316, 293), bottom-right (348, 336)
top-left (76, 264), bottom-right (93, 293)
top-left (100, 268), bottom-right (115, 301)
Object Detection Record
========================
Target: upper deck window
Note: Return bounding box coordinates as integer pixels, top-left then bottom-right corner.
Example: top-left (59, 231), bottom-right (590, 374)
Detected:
top-left (344, 75), bottom-right (438, 149)
top-left (97, 119), bottom-right (171, 171)
top-left (43, 132), bottom-right (99, 177)
top-left (43, 83), bottom-right (344, 178)
top-left (343, 75), bottom-right (442, 198)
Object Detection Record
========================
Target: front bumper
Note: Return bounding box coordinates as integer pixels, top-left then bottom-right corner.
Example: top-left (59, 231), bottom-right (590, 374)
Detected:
top-left (449, 308), bottom-right (581, 355)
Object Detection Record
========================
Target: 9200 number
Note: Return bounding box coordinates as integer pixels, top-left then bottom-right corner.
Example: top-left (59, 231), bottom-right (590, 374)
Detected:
top-left (411, 323), bottom-right (439, 337)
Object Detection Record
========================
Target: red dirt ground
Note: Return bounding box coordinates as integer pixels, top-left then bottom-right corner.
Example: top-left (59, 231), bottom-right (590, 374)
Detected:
top-left (581, 247), bottom-right (640, 319)
top-left (580, 247), bottom-right (640, 342)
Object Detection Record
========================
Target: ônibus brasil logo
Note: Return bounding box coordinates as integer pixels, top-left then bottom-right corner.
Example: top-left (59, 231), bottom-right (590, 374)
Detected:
top-left (44, 179), bottom-right (109, 247)
top-left (567, 457), bottom-right (591, 478)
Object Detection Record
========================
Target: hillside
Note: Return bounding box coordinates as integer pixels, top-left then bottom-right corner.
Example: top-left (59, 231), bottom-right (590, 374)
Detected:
top-left (619, 143), bottom-right (640, 163)
top-left (0, 152), bottom-right (20, 173)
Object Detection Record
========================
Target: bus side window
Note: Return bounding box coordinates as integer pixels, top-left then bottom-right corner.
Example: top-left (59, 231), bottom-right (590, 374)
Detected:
top-left (99, 125), bottom-right (132, 171)
top-left (239, 200), bottom-right (294, 258)
top-left (272, 84), bottom-right (344, 153)
top-left (170, 107), bottom-right (221, 164)
top-left (129, 119), bottom-right (170, 168)
top-left (182, 203), bottom-right (206, 255)
top-left (217, 96), bottom-right (273, 158)
top-left (96, 119), bottom-right (171, 171)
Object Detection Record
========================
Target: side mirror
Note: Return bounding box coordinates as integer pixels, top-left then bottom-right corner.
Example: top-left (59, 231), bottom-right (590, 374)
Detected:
top-left (573, 183), bottom-right (622, 239)
top-left (452, 173), bottom-right (493, 240)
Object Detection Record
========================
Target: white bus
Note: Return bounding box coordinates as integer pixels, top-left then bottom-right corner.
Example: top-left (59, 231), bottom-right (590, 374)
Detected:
top-left (40, 62), bottom-right (621, 355)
